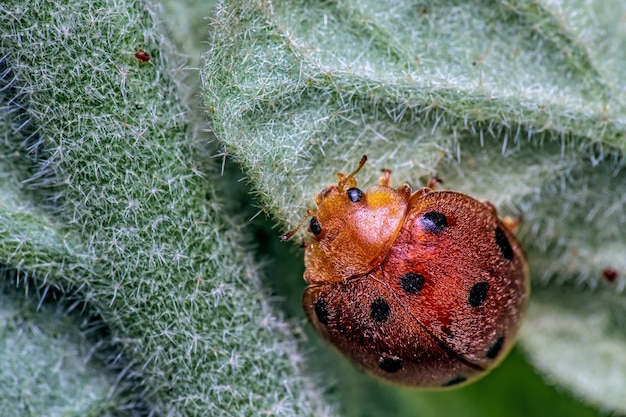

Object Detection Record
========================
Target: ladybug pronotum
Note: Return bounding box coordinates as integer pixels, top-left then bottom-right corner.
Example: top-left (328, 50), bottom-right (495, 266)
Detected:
top-left (283, 156), bottom-right (529, 388)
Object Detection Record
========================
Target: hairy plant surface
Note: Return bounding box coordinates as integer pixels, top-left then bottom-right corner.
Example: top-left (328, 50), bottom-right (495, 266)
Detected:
top-left (202, 0), bottom-right (626, 414)
top-left (1, 0), bottom-right (625, 415)
top-left (0, 0), bottom-right (333, 415)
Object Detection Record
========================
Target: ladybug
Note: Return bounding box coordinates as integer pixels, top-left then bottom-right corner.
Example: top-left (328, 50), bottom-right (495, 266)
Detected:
top-left (282, 155), bottom-right (529, 388)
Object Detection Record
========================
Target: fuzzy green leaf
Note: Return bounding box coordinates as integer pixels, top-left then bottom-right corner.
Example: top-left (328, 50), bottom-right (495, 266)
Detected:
top-left (0, 278), bottom-right (131, 417)
top-left (0, 0), bottom-right (334, 415)
top-left (521, 285), bottom-right (626, 413)
top-left (202, 0), bottom-right (626, 413)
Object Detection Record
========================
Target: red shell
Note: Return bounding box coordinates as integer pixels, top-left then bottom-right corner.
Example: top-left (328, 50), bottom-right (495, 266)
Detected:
top-left (288, 156), bottom-right (529, 388)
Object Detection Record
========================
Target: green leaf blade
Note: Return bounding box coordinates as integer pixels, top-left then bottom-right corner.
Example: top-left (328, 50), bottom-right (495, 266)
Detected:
top-left (203, 0), bottom-right (626, 413)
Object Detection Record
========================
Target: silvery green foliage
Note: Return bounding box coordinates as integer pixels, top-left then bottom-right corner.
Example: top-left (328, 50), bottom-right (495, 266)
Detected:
top-left (0, 277), bottom-right (136, 416)
top-left (202, 0), bottom-right (626, 413)
top-left (0, 1), bottom-right (334, 415)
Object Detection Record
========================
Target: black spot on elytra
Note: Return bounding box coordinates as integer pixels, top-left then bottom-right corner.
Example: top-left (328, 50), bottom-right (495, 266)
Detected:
top-left (442, 376), bottom-right (466, 387)
top-left (378, 356), bottom-right (403, 373)
top-left (310, 217), bottom-right (322, 235)
top-left (486, 336), bottom-right (505, 359)
top-left (468, 282), bottom-right (489, 307)
top-left (347, 187), bottom-right (363, 202)
top-left (495, 226), bottom-right (514, 260)
top-left (400, 273), bottom-right (425, 294)
top-left (421, 211), bottom-right (448, 233)
top-left (314, 298), bottom-right (329, 325)
top-left (370, 297), bottom-right (390, 323)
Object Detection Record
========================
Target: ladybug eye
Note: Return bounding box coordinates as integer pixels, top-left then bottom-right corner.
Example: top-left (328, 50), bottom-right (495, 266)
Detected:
top-left (310, 217), bottom-right (322, 235)
top-left (347, 187), bottom-right (363, 202)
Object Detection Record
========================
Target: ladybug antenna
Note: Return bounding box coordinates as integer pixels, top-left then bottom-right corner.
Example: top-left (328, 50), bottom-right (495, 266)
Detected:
top-left (281, 209), bottom-right (316, 241)
top-left (338, 155), bottom-right (367, 190)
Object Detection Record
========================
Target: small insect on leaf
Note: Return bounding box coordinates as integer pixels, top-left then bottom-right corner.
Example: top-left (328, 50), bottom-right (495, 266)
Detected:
top-left (287, 156), bottom-right (530, 389)
top-left (135, 49), bottom-right (151, 63)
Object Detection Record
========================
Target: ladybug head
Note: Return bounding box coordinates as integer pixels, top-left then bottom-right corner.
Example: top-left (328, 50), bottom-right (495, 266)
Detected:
top-left (281, 155), bottom-right (368, 242)
top-left (283, 155), bottom-right (410, 283)
top-left (310, 155), bottom-right (372, 241)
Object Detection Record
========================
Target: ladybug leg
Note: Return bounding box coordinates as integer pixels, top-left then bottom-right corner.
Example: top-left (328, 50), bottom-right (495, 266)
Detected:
top-left (381, 170), bottom-right (414, 203)
top-left (405, 177), bottom-right (442, 208)
top-left (502, 215), bottom-right (523, 232)
top-left (407, 187), bottom-right (433, 208)
top-left (379, 169), bottom-right (392, 187)
top-left (396, 183), bottom-right (412, 202)
top-left (426, 176), bottom-right (443, 188)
